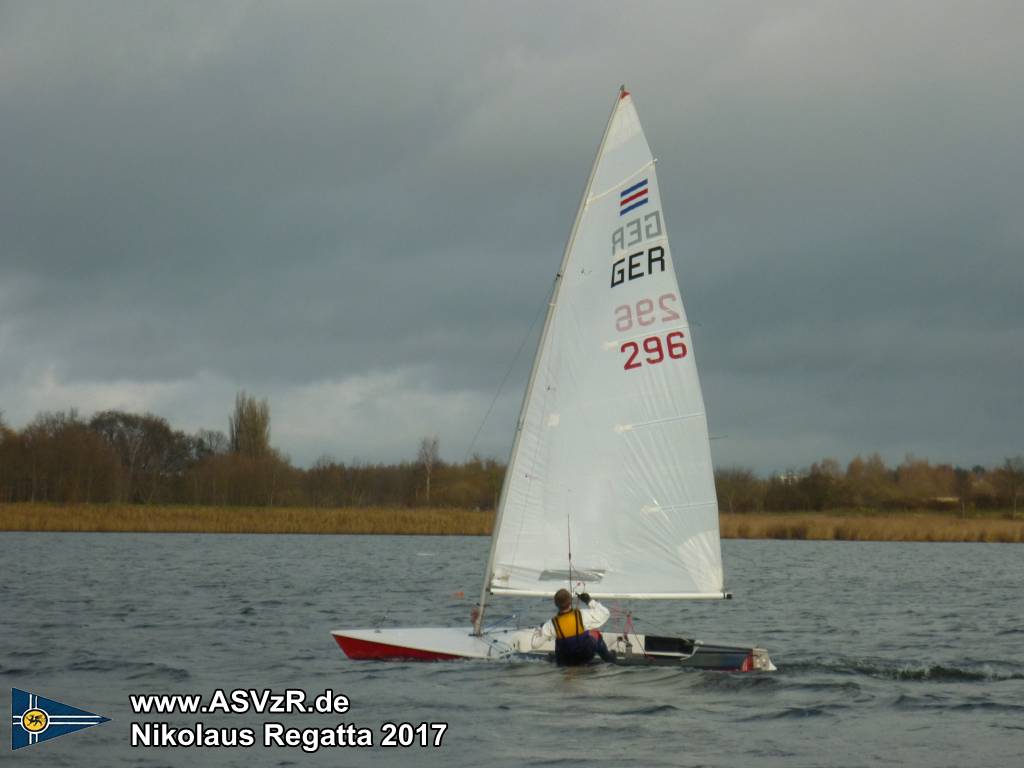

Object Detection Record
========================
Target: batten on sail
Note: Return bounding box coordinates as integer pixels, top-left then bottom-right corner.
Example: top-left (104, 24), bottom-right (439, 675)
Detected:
top-left (489, 590), bottom-right (730, 600)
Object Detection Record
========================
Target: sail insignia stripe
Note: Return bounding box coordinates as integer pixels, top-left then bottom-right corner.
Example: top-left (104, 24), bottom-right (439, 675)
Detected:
top-left (620, 198), bottom-right (648, 216)
top-left (586, 160), bottom-right (657, 204)
top-left (621, 178), bottom-right (648, 197)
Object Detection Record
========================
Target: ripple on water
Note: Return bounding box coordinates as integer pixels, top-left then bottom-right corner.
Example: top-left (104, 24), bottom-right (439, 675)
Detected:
top-left (66, 658), bottom-right (191, 681)
top-left (619, 703), bottom-right (680, 715)
top-left (783, 659), bottom-right (1024, 682)
top-left (3, 534), bottom-right (1023, 768)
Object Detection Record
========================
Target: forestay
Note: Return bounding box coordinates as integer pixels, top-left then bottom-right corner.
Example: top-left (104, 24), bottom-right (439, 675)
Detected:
top-left (485, 89), bottom-right (725, 600)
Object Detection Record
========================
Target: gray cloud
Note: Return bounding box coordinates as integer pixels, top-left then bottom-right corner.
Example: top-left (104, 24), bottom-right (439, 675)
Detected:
top-left (2, 1), bottom-right (1021, 470)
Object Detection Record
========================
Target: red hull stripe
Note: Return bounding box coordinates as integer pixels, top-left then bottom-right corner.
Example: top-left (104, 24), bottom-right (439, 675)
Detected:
top-left (333, 634), bottom-right (464, 661)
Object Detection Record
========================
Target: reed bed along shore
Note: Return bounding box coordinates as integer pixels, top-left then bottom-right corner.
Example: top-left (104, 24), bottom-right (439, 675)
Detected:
top-left (0, 503), bottom-right (494, 536)
top-left (1, 504), bottom-right (1021, 542)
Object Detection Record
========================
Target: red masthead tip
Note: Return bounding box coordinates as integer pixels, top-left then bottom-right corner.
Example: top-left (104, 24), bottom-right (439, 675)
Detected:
top-left (619, 85), bottom-right (630, 99)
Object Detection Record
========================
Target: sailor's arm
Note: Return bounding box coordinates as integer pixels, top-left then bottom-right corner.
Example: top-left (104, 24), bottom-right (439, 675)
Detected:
top-left (580, 598), bottom-right (610, 629)
top-left (531, 619), bottom-right (555, 649)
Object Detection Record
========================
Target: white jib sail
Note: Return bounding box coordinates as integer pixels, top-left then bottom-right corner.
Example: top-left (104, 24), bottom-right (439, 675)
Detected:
top-left (486, 89), bottom-right (725, 600)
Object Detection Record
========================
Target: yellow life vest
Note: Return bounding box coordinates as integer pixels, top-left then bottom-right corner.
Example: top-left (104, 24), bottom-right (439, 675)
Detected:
top-left (552, 609), bottom-right (585, 640)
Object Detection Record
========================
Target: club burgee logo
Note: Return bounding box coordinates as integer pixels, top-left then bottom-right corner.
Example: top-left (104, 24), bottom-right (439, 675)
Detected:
top-left (11, 688), bottom-right (110, 750)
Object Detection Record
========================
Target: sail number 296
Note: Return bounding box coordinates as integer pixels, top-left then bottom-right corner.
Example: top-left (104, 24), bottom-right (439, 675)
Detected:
top-left (621, 332), bottom-right (687, 370)
top-left (615, 293), bottom-right (687, 370)
top-left (614, 293), bottom-right (680, 331)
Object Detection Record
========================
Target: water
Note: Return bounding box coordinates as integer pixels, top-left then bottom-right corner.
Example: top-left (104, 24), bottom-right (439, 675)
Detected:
top-left (2, 533), bottom-right (1021, 766)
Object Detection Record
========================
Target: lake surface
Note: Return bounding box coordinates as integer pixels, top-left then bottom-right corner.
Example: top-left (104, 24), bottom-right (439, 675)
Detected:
top-left (1, 533), bottom-right (1021, 766)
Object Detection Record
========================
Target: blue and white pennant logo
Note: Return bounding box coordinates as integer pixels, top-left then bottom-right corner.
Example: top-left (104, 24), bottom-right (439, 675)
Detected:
top-left (11, 688), bottom-right (110, 750)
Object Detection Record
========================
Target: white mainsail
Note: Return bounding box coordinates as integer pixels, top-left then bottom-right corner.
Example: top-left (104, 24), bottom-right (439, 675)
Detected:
top-left (483, 88), bottom-right (725, 601)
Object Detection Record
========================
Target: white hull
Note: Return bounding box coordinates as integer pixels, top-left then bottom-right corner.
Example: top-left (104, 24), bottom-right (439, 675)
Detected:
top-left (331, 626), bottom-right (775, 671)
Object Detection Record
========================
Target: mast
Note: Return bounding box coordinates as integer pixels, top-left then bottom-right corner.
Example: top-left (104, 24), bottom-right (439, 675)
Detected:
top-left (473, 86), bottom-right (629, 635)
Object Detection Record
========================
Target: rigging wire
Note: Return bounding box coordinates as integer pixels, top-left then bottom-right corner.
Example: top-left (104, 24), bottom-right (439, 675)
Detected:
top-left (566, 512), bottom-right (573, 596)
top-left (567, 510), bottom-right (593, 609)
top-left (463, 276), bottom-right (556, 462)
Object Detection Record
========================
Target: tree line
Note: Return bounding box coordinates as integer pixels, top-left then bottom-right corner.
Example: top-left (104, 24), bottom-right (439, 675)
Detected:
top-left (716, 455), bottom-right (1024, 515)
top-left (0, 396), bottom-right (502, 508)
top-left (0, 399), bottom-right (1020, 513)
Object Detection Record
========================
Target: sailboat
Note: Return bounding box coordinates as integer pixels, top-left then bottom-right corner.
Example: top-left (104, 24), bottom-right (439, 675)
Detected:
top-left (332, 87), bottom-right (775, 671)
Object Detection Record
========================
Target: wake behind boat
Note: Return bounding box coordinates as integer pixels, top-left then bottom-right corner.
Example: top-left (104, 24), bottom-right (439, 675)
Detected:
top-left (332, 87), bottom-right (775, 672)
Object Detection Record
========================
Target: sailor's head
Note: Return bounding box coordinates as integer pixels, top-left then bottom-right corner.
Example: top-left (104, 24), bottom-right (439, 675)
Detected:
top-left (554, 588), bottom-right (572, 611)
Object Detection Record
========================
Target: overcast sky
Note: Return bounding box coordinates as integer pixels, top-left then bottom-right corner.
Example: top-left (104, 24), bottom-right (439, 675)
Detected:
top-left (1, 1), bottom-right (1021, 473)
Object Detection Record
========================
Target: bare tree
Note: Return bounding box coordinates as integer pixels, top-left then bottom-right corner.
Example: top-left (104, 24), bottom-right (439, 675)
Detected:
top-left (953, 467), bottom-right (973, 517)
top-left (0, 409), bottom-right (12, 449)
top-left (195, 429), bottom-right (230, 458)
top-left (999, 456), bottom-right (1024, 517)
top-left (714, 467), bottom-right (763, 513)
top-left (89, 410), bottom-right (185, 503)
top-left (418, 436), bottom-right (440, 505)
top-left (229, 391), bottom-right (271, 458)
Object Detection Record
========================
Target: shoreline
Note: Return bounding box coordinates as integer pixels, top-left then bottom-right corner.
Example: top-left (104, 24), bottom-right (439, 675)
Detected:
top-left (718, 511), bottom-right (1022, 543)
top-left (1, 504), bottom-right (1021, 542)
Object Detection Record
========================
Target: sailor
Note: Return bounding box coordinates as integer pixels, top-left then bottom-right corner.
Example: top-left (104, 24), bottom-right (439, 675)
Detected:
top-left (533, 588), bottom-right (616, 665)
